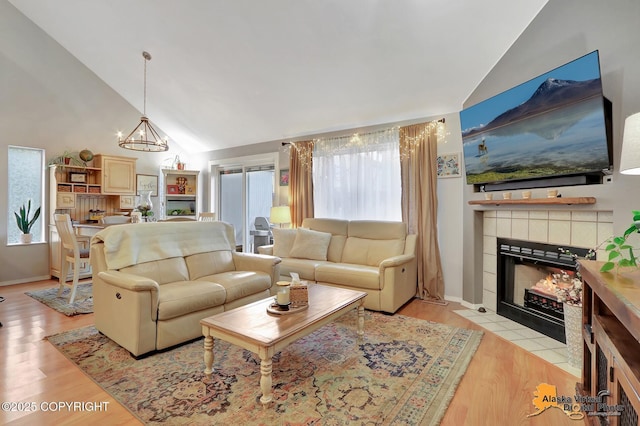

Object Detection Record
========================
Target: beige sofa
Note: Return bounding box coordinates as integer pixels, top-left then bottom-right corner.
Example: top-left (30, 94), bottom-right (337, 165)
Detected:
top-left (259, 218), bottom-right (417, 313)
top-left (90, 221), bottom-right (281, 357)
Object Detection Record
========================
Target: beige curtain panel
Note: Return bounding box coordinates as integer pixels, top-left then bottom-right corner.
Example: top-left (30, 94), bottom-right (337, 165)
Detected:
top-left (288, 140), bottom-right (314, 228)
top-left (400, 122), bottom-right (445, 300)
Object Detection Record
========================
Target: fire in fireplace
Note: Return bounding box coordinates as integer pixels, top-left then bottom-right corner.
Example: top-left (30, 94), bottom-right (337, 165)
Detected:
top-left (496, 238), bottom-right (589, 343)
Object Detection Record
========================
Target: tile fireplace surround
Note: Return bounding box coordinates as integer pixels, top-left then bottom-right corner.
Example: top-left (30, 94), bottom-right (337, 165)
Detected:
top-left (481, 209), bottom-right (613, 312)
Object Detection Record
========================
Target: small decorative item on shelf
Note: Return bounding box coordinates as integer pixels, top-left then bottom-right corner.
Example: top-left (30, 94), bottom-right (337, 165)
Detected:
top-left (167, 185), bottom-right (179, 194)
top-left (78, 149), bottom-right (94, 164)
top-left (176, 177), bottom-right (187, 194)
top-left (172, 155), bottom-right (185, 170)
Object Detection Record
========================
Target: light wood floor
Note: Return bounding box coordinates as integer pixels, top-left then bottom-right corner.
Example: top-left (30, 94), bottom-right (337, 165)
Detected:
top-left (1, 279), bottom-right (581, 425)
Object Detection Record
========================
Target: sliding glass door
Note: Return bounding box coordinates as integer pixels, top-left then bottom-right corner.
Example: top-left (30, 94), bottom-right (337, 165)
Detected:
top-left (217, 161), bottom-right (275, 252)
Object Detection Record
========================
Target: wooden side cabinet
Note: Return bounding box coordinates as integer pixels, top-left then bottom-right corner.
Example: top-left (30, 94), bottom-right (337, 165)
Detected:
top-left (578, 260), bottom-right (640, 425)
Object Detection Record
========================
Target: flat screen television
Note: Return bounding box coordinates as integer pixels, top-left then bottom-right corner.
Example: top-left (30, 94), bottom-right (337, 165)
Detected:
top-left (460, 50), bottom-right (612, 189)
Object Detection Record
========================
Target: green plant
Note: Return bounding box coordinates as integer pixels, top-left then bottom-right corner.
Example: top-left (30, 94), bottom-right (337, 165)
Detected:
top-left (601, 210), bottom-right (640, 273)
top-left (14, 200), bottom-right (41, 234)
top-left (47, 151), bottom-right (83, 167)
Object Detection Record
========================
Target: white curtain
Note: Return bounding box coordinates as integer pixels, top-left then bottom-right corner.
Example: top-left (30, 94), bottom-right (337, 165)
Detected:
top-left (313, 129), bottom-right (401, 221)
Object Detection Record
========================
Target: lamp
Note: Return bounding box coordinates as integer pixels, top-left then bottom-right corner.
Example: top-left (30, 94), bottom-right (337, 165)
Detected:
top-left (270, 206), bottom-right (291, 228)
top-left (620, 112), bottom-right (640, 175)
top-left (118, 51), bottom-right (169, 152)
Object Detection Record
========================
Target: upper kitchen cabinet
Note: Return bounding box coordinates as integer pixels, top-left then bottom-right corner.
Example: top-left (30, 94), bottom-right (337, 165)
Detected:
top-left (94, 154), bottom-right (137, 195)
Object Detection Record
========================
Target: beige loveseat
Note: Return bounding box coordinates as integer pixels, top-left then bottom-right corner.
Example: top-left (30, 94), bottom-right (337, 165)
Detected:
top-left (90, 221), bottom-right (280, 357)
top-left (259, 218), bottom-right (417, 313)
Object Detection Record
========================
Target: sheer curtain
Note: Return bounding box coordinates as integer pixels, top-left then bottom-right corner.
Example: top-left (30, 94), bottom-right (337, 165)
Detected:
top-left (313, 129), bottom-right (401, 221)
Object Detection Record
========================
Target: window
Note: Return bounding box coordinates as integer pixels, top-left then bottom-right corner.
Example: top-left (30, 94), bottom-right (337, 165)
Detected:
top-left (313, 129), bottom-right (402, 221)
top-left (7, 146), bottom-right (45, 244)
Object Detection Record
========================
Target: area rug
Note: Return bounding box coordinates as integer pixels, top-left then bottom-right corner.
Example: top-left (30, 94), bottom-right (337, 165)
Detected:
top-left (25, 283), bottom-right (93, 316)
top-left (47, 311), bottom-right (482, 425)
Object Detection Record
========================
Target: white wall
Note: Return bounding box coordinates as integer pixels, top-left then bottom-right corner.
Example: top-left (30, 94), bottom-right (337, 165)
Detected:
top-left (461, 0), bottom-right (640, 304)
top-left (0, 2), bottom-right (178, 284)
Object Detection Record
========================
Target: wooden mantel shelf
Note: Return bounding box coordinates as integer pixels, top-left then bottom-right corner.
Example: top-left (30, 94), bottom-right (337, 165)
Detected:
top-left (468, 196), bottom-right (596, 206)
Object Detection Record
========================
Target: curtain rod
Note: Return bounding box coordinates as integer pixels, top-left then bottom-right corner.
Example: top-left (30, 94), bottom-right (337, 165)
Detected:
top-left (281, 118), bottom-right (445, 146)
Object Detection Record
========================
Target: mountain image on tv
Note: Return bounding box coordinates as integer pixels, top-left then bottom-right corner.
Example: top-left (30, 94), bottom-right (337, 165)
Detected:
top-left (460, 51), bottom-right (611, 186)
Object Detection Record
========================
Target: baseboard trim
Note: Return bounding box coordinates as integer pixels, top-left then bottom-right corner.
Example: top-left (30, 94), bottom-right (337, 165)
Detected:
top-left (0, 275), bottom-right (51, 287)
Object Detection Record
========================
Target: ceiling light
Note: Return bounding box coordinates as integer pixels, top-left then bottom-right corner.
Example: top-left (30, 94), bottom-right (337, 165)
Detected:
top-left (118, 51), bottom-right (169, 152)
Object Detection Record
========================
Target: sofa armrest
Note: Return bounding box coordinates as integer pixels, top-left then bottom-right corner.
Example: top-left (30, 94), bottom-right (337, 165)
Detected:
top-left (379, 254), bottom-right (415, 269)
top-left (257, 245), bottom-right (274, 255)
top-left (378, 254), bottom-right (417, 292)
top-left (232, 252), bottom-right (282, 285)
top-left (98, 271), bottom-right (160, 292)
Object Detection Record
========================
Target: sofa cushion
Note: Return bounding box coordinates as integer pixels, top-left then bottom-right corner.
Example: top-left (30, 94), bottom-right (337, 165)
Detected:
top-left (316, 263), bottom-right (380, 290)
top-left (120, 257), bottom-right (190, 285)
top-left (185, 251), bottom-right (235, 280)
top-left (272, 228), bottom-right (297, 257)
top-left (341, 237), bottom-right (405, 266)
top-left (289, 228), bottom-right (332, 261)
top-left (302, 218), bottom-right (348, 262)
top-left (280, 258), bottom-right (328, 281)
top-left (157, 281), bottom-right (227, 320)
top-left (200, 271), bottom-right (272, 303)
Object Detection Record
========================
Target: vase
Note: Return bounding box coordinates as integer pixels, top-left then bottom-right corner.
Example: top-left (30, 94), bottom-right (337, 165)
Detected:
top-left (19, 233), bottom-right (32, 244)
top-left (139, 190), bottom-right (153, 222)
top-left (563, 302), bottom-right (582, 369)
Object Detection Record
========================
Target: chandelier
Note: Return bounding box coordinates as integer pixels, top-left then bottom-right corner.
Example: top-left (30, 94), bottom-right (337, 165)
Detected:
top-left (118, 51), bottom-right (169, 152)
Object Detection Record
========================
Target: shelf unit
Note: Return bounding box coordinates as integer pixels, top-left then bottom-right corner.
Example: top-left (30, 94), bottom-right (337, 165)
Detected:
top-left (468, 197), bottom-right (596, 206)
top-left (160, 169), bottom-right (199, 219)
top-left (48, 154), bottom-right (137, 280)
top-left (577, 260), bottom-right (640, 424)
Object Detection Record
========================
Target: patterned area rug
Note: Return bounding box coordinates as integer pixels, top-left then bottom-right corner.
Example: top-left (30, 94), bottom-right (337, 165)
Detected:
top-left (25, 283), bottom-right (93, 316)
top-left (48, 311), bottom-right (482, 425)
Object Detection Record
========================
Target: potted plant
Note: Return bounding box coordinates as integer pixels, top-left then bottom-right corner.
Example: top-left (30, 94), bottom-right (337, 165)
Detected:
top-left (14, 200), bottom-right (41, 243)
top-left (47, 151), bottom-right (83, 167)
top-left (600, 210), bottom-right (640, 272)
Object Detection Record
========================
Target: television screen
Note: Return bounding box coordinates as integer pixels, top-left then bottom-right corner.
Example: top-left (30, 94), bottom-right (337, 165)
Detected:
top-left (460, 51), bottom-right (611, 187)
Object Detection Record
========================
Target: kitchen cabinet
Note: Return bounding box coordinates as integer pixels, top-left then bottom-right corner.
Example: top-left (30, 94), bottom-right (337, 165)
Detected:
top-left (94, 154), bottom-right (136, 195)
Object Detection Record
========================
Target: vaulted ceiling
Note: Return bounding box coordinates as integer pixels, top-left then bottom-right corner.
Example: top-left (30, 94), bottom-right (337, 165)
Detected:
top-left (10, 0), bottom-right (548, 153)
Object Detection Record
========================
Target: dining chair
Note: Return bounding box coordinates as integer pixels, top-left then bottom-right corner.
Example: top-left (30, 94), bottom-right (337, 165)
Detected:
top-left (198, 212), bottom-right (217, 222)
top-left (54, 214), bottom-right (91, 303)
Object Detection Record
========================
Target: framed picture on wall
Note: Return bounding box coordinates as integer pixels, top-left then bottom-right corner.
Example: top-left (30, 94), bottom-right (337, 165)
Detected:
top-left (436, 152), bottom-right (462, 178)
top-left (136, 174), bottom-right (158, 196)
top-left (279, 169), bottom-right (289, 186)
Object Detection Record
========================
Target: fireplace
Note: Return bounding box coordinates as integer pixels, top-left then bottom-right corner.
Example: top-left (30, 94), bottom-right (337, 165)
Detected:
top-left (496, 238), bottom-right (588, 343)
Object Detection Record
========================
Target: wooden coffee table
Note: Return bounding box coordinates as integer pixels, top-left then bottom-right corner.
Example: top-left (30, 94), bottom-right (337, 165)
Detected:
top-left (200, 284), bottom-right (366, 408)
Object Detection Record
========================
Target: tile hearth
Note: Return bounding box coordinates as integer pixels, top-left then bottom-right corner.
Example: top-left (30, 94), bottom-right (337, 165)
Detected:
top-left (454, 308), bottom-right (580, 377)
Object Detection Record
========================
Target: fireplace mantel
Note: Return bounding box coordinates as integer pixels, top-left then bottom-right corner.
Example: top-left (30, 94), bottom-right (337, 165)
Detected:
top-left (468, 197), bottom-right (596, 206)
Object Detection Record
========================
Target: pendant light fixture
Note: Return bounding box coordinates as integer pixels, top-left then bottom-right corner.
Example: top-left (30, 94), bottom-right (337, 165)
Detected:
top-left (118, 51), bottom-right (169, 152)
